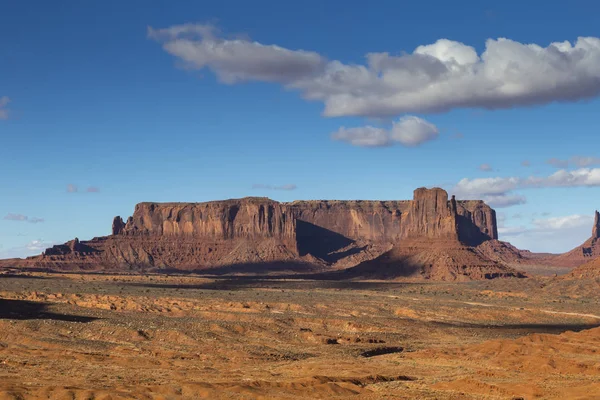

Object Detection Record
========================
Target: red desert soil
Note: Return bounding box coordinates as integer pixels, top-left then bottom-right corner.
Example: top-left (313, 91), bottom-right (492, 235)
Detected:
top-left (0, 272), bottom-right (599, 399)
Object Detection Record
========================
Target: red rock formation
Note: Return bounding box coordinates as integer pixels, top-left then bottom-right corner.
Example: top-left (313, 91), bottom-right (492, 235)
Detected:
top-left (287, 188), bottom-right (497, 245)
top-left (400, 188), bottom-right (459, 241)
top-left (593, 210), bottom-right (599, 240)
top-left (112, 216), bottom-right (125, 235)
top-left (121, 199), bottom-right (295, 241)
top-left (456, 200), bottom-right (498, 245)
top-left (0, 188), bottom-right (515, 280)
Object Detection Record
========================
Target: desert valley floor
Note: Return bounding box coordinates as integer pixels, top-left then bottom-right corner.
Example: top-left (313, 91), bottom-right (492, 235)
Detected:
top-left (0, 271), bottom-right (599, 399)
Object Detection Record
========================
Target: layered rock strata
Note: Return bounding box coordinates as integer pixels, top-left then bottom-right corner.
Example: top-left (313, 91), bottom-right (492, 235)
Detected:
top-left (1, 188), bottom-right (517, 280)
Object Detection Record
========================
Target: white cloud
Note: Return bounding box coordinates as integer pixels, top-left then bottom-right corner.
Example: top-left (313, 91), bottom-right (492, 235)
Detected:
top-left (478, 163), bottom-right (493, 172)
top-left (0, 96), bottom-right (10, 120)
top-left (252, 184), bottom-right (297, 191)
top-left (454, 176), bottom-right (521, 196)
top-left (499, 214), bottom-right (593, 253)
top-left (148, 24), bottom-right (325, 84)
top-left (391, 116), bottom-right (439, 146)
top-left (26, 240), bottom-right (49, 252)
top-left (0, 239), bottom-right (57, 259)
top-left (538, 168), bottom-right (600, 187)
top-left (3, 214), bottom-right (44, 223)
top-left (452, 168), bottom-right (600, 208)
top-left (479, 194), bottom-right (526, 208)
top-left (4, 213), bottom-right (28, 221)
top-left (532, 214), bottom-right (593, 230)
top-left (497, 225), bottom-right (528, 236)
top-left (331, 116), bottom-right (439, 148)
top-left (331, 126), bottom-right (391, 147)
top-left (547, 156), bottom-right (600, 168)
top-left (150, 24), bottom-right (600, 117)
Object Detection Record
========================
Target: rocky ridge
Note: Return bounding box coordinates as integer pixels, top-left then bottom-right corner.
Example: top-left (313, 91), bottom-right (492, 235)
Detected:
top-left (0, 187), bottom-right (523, 280)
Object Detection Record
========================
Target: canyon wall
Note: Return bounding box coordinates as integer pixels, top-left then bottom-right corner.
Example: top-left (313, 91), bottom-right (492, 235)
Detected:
top-left (115, 198), bottom-right (296, 242)
top-left (112, 187), bottom-right (497, 245)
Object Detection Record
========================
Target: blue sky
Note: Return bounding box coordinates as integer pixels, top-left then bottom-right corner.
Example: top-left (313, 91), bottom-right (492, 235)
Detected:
top-left (1, 0), bottom-right (600, 257)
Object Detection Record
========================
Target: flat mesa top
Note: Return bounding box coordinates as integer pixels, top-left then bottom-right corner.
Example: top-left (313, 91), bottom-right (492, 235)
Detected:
top-left (135, 197), bottom-right (486, 207)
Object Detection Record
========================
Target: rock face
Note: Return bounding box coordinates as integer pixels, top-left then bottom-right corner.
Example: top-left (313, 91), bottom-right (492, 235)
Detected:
top-left (112, 217), bottom-right (125, 236)
top-left (114, 189), bottom-right (496, 246)
top-left (399, 188), bottom-right (462, 241)
top-left (121, 199), bottom-right (295, 241)
top-left (0, 187), bottom-right (517, 280)
top-left (593, 210), bottom-right (600, 240)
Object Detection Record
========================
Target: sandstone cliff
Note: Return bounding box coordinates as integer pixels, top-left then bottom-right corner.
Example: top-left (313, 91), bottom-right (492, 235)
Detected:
top-left (1, 188), bottom-right (516, 280)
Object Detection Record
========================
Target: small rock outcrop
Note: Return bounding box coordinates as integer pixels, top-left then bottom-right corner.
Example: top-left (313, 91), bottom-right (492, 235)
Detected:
top-left (112, 216), bottom-right (125, 235)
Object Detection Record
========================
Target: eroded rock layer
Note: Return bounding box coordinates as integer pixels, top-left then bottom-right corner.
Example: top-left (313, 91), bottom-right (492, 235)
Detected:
top-left (0, 188), bottom-right (517, 280)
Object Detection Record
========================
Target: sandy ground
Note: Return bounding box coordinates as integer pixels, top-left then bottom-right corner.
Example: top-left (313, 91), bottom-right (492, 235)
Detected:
top-left (0, 272), bottom-right (599, 399)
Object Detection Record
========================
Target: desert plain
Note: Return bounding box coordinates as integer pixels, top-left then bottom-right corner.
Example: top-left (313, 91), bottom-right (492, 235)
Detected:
top-left (0, 270), bottom-right (599, 399)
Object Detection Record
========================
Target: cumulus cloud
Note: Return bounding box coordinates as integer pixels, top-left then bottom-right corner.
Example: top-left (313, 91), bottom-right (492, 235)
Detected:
top-left (331, 126), bottom-right (391, 148)
top-left (499, 214), bottom-right (593, 253)
top-left (252, 184), bottom-right (297, 191)
top-left (478, 163), bottom-right (493, 172)
top-left (452, 168), bottom-right (600, 207)
top-left (150, 24), bottom-right (600, 117)
top-left (331, 116), bottom-right (439, 147)
top-left (3, 214), bottom-right (44, 223)
top-left (148, 24), bottom-right (325, 84)
top-left (478, 193), bottom-right (527, 208)
top-left (0, 96), bottom-right (10, 120)
top-left (547, 156), bottom-right (600, 168)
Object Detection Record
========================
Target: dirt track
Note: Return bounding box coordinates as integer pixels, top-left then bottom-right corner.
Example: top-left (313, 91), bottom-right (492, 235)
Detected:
top-left (0, 272), bottom-right (599, 399)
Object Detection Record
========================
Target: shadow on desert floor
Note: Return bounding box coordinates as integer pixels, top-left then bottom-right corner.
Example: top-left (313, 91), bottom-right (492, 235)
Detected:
top-left (121, 277), bottom-right (418, 292)
top-left (428, 320), bottom-right (600, 335)
top-left (0, 299), bottom-right (98, 323)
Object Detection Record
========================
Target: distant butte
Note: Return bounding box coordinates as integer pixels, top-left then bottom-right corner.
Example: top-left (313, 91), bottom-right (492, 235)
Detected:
top-left (1, 187), bottom-right (596, 281)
